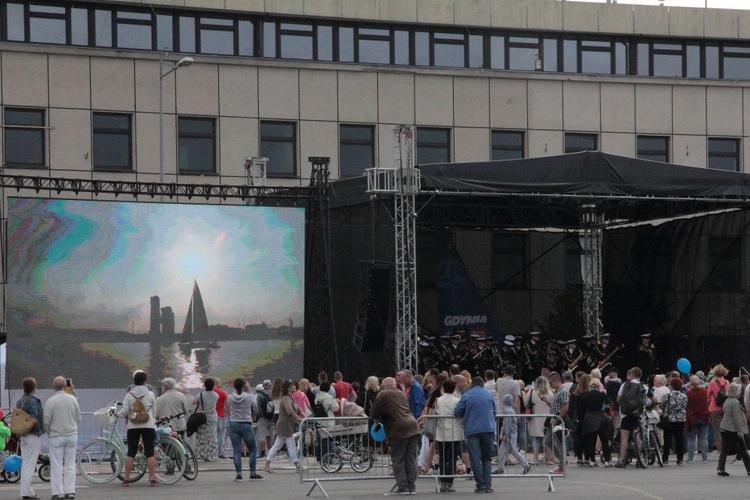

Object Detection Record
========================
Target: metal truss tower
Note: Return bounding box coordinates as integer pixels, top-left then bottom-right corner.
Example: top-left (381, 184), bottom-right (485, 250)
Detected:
top-left (581, 204), bottom-right (604, 339)
top-left (366, 125), bottom-right (420, 372)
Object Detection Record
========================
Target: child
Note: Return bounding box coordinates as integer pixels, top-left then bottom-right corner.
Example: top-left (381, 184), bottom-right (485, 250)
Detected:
top-left (498, 394), bottom-right (531, 474)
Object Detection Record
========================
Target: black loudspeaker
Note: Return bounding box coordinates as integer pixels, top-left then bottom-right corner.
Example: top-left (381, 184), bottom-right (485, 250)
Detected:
top-left (353, 266), bottom-right (390, 353)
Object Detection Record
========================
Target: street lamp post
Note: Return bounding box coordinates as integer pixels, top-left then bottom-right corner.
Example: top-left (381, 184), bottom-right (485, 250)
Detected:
top-left (159, 52), bottom-right (194, 193)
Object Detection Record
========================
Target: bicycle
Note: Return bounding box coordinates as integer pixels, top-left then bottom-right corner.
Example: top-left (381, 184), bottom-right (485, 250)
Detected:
top-left (632, 404), bottom-right (663, 469)
top-left (77, 402), bottom-right (187, 484)
top-left (154, 412), bottom-right (198, 481)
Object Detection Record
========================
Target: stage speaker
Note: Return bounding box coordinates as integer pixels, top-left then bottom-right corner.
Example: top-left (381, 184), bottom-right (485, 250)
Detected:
top-left (352, 266), bottom-right (390, 353)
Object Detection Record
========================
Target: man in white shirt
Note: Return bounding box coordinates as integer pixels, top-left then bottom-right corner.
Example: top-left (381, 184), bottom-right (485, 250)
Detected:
top-left (43, 376), bottom-right (81, 500)
top-left (155, 377), bottom-right (191, 437)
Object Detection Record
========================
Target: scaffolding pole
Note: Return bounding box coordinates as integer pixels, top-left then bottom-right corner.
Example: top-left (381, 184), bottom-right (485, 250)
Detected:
top-left (366, 125), bottom-right (420, 372)
top-left (581, 204), bottom-right (604, 339)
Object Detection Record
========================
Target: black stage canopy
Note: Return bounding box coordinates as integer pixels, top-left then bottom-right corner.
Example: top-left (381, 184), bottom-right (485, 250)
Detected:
top-left (331, 151), bottom-right (750, 228)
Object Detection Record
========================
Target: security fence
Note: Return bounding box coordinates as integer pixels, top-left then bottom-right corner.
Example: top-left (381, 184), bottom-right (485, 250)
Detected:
top-left (297, 414), bottom-right (566, 497)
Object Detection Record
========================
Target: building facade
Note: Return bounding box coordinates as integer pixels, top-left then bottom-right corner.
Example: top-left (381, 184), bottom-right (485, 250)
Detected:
top-left (3, 0), bottom-right (750, 370)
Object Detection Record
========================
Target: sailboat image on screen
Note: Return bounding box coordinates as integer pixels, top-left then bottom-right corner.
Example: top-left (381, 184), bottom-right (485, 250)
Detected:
top-left (180, 280), bottom-right (218, 354)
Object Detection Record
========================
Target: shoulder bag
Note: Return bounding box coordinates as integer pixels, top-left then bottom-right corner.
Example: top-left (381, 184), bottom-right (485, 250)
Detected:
top-left (422, 400), bottom-right (437, 441)
top-left (186, 393), bottom-right (207, 437)
top-left (657, 394), bottom-right (670, 430)
top-left (10, 400), bottom-right (36, 437)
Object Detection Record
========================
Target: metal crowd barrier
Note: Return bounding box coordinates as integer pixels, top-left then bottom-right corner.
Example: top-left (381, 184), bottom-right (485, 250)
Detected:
top-left (297, 414), bottom-right (566, 497)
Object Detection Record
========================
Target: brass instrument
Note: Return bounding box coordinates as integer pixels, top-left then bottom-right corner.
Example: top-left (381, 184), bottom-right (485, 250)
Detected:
top-left (568, 351), bottom-right (584, 372)
top-left (596, 345), bottom-right (620, 370)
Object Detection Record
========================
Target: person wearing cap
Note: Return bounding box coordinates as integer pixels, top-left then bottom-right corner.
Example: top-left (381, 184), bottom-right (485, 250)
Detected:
top-left (155, 377), bottom-right (190, 437)
top-left (523, 332), bottom-right (543, 380)
top-left (370, 377), bottom-right (421, 495)
top-left (255, 380), bottom-right (275, 458)
top-left (499, 335), bottom-right (518, 373)
top-left (447, 334), bottom-right (465, 368)
top-left (637, 333), bottom-right (658, 379)
top-left (593, 333), bottom-right (618, 373)
top-left (561, 339), bottom-right (582, 372)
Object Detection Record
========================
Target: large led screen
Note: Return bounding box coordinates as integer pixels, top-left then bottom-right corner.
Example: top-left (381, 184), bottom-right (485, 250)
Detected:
top-left (6, 198), bottom-right (305, 390)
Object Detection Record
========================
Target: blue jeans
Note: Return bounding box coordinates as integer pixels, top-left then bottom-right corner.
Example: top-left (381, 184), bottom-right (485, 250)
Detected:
top-left (687, 420), bottom-right (709, 461)
top-left (228, 421), bottom-right (257, 475)
top-left (466, 432), bottom-right (494, 491)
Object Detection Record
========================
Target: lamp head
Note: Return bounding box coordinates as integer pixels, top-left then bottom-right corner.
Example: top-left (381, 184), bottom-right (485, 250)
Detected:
top-left (176, 56), bottom-right (194, 68)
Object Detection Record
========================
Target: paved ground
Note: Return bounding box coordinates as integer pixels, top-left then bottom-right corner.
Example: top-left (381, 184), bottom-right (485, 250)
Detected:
top-left (0, 453), bottom-right (748, 500)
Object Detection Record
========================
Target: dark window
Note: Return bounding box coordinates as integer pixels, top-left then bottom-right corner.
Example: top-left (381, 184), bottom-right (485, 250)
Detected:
top-left (544, 38), bottom-right (558, 71)
top-left (318, 25), bottom-right (333, 61)
top-left (433, 31), bottom-right (466, 68)
top-left (4, 108), bottom-right (45, 167)
top-left (279, 22), bottom-right (313, 59)
top-left (94, 9), bottom-right (113, 47)
top-left (490, 36), bottom-right (505, 69)
top-left (414, 30), bottom-right (430, 66)
top-left (580, 39), bottom-right (613, 74)
top-left (508, 36), bottom-right (540, 71)
top-left (260, 121), bottom-right (296, 177)
top-left (116, 11), bottom-right (154, 50)
top-left (416, 128), bottom-right (450, 164)
top-left (71, 8), bottom-right (89, 46)
top-left (339, 125), bottom-right (375, 178)
top-left (492, 233), bottom-right (527, 289)
top-left (238, 20), bottom-right (254, 56)
top-left (565, 133), bottom-right (598, 153)
top-left (93, 113), bottom-right (132, 171)
top-left (637, 136), bottom-right (669, 163)
top-left (6, 3), bottom-right (25, 42)
top-left (652, 43), bottom-right (684, 77)
top-left (29, 3), bottom-right (67, 44)
top-left (156, 14), bottom-right (173, 51)
top-left (706, 45), bottom-right (720, 78)
top-left (357, 27), bottom-right (390, 64)
top-left (491, 131), bottom-right (525, 160)
top-left (708, 138), bottom-right (740, 171)
top-left (179, 16), bottom-right (196, 52)
top-left (707, 237), bottom-right (742, 291)
top-left (565, 235), bottom-right (582, 288)
top-left (178, 117), bottom-right (216, 174)
top-left (722, 45), bottom-right (750, 80)
top-left (200, 17), bottom-right (235, 55)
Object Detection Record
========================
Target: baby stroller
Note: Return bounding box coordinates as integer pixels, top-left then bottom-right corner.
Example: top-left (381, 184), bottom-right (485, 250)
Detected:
top-left (314, 399), bottom-right (374, 473)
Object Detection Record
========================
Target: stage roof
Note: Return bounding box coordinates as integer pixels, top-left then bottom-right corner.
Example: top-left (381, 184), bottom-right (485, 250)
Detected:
top-left (330, 152), bottom-right (750, 229)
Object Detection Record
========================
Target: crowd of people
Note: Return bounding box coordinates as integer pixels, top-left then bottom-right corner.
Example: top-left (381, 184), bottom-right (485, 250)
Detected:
top-left (10, 356), bottom-right (750, 497)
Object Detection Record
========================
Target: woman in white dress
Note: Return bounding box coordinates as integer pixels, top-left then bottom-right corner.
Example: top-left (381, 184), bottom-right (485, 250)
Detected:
top-left (524, 376), bottom-right (554, 465)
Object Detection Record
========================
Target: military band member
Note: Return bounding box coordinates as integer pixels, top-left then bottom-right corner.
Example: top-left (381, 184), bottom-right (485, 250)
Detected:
top-left (474, 337), bottom-right (496, 375)
top-left (561, 339), bottom-right (583, 372)
top-left (637, 333), bottom-right (658, 378)
top-left (593, 333), bottom-right (620, 372)
top-left (579, 334), bottom-right (597, 373)
top-left (447, 334), bottom-right (466, 368)
top-left (523, 331), bottom-right (544, 380)
top-left (499, 335), bottom-right (518, 374)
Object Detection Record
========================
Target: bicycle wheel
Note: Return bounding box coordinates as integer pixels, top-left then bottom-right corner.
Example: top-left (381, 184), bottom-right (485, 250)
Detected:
top-left (321, 452), bottom-right (342, 473)
top-left (38, 463), bottom-right (50, 482)
top-left (181, 441), bottom-right (199, 481)
top-left (650, 432), bottom-right (664, 467)
top-left (350, 451), bottom-right (374, 473)
top-left (77, 438), bottom-right (124, 484)
top-left (116, 450), bottom-right (147, 482)
top-left (632, 430), bottom-right (648, 469)
top-left (154, 437), bottom-right (186, 485)
top-left (3, 469), bottom-right (20, 483)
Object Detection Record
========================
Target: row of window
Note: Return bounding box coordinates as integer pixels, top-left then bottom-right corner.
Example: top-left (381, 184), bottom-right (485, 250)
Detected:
top-left (2, 108), bottom-right (742, 174)
top-left (5, 1), bottom-right (750, 80)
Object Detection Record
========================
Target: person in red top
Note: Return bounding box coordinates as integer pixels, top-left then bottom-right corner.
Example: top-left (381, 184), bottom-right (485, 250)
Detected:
top-left (686, 375), bottom-right (710, 462)
top-left (707, 364), bottom-right (730, 453)
top-left (214, 377), bottom-right (229, 459)
top-left (332, 371), bottom-right (355, 416)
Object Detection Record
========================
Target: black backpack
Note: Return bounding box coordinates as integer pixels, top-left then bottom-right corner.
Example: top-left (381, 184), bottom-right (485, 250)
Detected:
top-left (714, 380), bottom-right (729, 407)
top-left (257, 391), bottom-right (275, 419)
top-left (619, 381), bottom-right (645, 416)
top-left (313, 401), bottom-right (328, 418)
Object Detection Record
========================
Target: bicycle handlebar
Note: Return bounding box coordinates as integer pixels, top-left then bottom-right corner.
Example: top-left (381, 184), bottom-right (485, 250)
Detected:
top-left (156, 412), bottom-right (186, 426)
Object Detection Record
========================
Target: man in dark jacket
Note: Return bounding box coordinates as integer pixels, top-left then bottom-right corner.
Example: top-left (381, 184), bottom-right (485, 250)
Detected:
top-left (370, 377), bottom-right (421, 495)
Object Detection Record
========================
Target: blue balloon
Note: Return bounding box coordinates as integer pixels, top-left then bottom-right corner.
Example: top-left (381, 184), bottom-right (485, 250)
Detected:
top-left (370, 422), bottom-right (386, 442)
top-left (3, 454), bottom-right (21, 473)
top-left (677, 358), bottom-right (691, 374)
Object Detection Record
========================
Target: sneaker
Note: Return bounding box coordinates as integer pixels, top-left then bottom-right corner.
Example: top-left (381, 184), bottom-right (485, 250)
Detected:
top-left (550, 467), bottom-right (564, 474)
top-left (249, 473), bottom-right (264, 479)
top-left (604, 461), bottom-right (614, 468)
top-left (614, 461), bottom-right (627, 469)
top-left (262, 463), bottom-right (273, 473)
top-left (717, 470), bottom-right (730, 476)
top-left (474, 488), bottom-right (487, 493)
top-left (686, 456), bottom-right (694, 462)
top-left (522, 464), bottom-right (532, 474)
top-left (395, 487), bottom-right (411, 495)
top-left (589, 461), bottom-right (599, 467)
top-left (234, 474), bottom-right (242, 482)
top-left (150, 479), bottom-right (159, 487)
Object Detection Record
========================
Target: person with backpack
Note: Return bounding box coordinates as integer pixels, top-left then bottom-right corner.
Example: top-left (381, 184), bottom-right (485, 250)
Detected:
top-left (255, 380), bottom-right (275, 458)
top-left (708, 364), bottom-right (730, 454)
top-left (117, 370), bottom-right (158, 486)
top-left (614, 367), bottom-right (655, 468)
